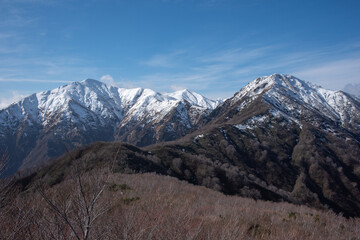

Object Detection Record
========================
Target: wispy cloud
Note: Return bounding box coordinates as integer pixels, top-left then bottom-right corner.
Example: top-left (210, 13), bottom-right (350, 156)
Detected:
top-left (100, 74), bottom-right (119, 87)
top-left (0, 77), bottom-right (73, 83)
top-left (141, 50), bottom-right (185, 68)
top-left (0, 4), bottom-right (36, 27)
top-left (293, 58), bottom-right (360, 90)
top-left (142, 55), bottom-right (174, 68)
top-left (0, 55), bottom-right (99, 83)
top-left (199, 46), bottom-right (276, 64)
top-left (0, 90), bottom-right (29, 109)
top-left (136, 41), bottom-right (360, 99)
top-left (137, 46), bottom-right (277, 95)
top-left (170, 84), bottom-right (186, 91)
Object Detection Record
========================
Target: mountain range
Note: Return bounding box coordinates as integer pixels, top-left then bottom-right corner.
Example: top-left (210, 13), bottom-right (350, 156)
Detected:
top-left (1, 73), bottom-right (360, 217)
top-left (0, 79), bottom-right (220, 175)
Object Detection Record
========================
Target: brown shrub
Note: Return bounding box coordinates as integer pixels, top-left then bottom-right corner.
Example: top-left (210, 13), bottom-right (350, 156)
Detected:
top-left (1, 172), bottom-right (360, 239)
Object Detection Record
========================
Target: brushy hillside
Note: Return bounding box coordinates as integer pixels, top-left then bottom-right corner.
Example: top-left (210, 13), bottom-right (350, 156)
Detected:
top-left (1, 167), bottom-right (359, 239)
top-left (22, 140), bottom-right (360, 218)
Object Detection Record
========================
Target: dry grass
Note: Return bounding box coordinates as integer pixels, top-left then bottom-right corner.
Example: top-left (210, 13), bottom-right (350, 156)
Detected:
top-left (1, 171), bottom-right (360, 239)
top-left (109, 173), bottom-right (360, 240)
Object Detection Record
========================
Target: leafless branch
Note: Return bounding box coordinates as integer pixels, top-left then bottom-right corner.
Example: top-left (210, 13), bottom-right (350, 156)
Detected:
top-left (38, 146), bottom-right (111, 240)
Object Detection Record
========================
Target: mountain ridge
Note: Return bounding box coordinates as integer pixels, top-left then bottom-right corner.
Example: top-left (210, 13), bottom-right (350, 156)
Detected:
top-left (198, 74), bottom-right (360, 137)
top-left (0, 79), bottom-right (221, 175)
top-left (135, 73), bottom-right (360, 217)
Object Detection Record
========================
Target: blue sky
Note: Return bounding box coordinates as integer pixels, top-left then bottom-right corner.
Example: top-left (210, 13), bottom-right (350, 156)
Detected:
top-left (1, 0), bottom-right (360, 108)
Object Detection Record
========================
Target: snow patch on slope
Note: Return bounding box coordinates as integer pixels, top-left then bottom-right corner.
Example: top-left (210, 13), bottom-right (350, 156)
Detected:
top-left (166, 89), bottom-right (221, 109)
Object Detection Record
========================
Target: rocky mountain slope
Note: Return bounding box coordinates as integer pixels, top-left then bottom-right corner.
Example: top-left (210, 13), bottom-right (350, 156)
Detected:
top-left (0, 79), bottom-right (220, 175)
top-left (2, 73), bottom-right (360, 217)
top-left (152, 74), bottom-right (360, 216)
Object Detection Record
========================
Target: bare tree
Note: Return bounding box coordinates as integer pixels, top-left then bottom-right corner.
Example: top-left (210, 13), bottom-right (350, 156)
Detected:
top-left (39, 150), bottom-right (111, 240)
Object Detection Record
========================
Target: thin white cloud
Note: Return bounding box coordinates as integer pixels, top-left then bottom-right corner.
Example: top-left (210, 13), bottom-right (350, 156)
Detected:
top-left (0, 77), bottom-right (72, 83)
top-left (137, 42), bottom-right (360, 99)
top-left (0, 91), bottom-right (29, 109)
top-left (137, 47), bottom-right (275, 93)
top-left (142, 54), bottom-right (174, 68)
top-left (141, 50), bottom-right (185, 68)
top-left (100, 74), bottom-right (118, 87)
top-left (0, 55), bottom-right (99, 83)
top-left (199, 46), bottom-right (275, 64)
top-left (293, 58), bottom-right (360, 90)
top-left (0, 5), bottom-right (36, 27)
top-left (170, 85), bottom-right (186, 91)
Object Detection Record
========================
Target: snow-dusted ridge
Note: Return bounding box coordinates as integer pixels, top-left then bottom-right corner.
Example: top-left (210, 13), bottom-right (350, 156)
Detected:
top-left (231, 74), bottom-right (360, 132)
top-left (0, 79), bottom-right (221, 129)
top-left (0, 78), bottom-right (224, 174)
top-left (165, 89), bottom-right (222, 109)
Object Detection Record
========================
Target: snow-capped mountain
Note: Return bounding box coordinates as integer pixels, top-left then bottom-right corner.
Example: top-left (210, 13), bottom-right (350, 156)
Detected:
top-left (229, 74), bottom-right (360, 135)
top-left (0, 79), bottom-right (220, 175)
top-left (186, 73), bottom-right (360, 217)
top-left (2, 73), bottom-right (360, 216)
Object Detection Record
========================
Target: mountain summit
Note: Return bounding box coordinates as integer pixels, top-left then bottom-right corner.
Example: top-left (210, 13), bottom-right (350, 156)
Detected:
top-left (230, 74), bottom-right (360, 135)
top-left (0, 79), bottom-right (220, 175)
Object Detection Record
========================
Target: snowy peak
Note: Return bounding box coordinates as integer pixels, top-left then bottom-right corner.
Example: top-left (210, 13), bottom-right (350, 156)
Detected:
top-left (0, 78), bottom-right (224, 175)
top-left (234, 73), bottom-right (354, 110)
top-left (234, 74), bottom-right (314, 100)
top-left (166, 89), bottom-right (221, 109)
top-left (0, 78), bottom-right (223, 136)
top-left (232, 74), bottom-right (360, 134)
top-left (81, 78), bottom-right (103, 85)
top-left (33, 79), bottom-right (124, 125)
